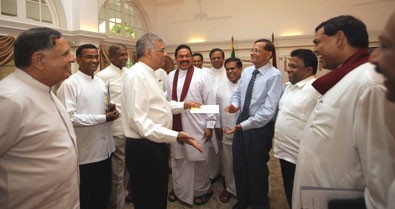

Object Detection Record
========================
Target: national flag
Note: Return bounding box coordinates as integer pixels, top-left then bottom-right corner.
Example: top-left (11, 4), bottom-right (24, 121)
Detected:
top-left (271, 33), bottom-right (277, 68)
top-left (231, 36), bottom-right (236, 58)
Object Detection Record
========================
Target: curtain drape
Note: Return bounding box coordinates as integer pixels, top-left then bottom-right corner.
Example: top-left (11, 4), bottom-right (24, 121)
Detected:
top-left (0, 35), bottom-right (15, 66)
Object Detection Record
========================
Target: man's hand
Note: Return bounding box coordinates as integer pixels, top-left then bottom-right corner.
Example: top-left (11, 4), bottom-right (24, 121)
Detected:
top-left (203, 128), bottom-right (213, 142)
top-left (106, 104), bottom-right (119, 121)
top-left (177, 131), bottom-right (203, 152)
top-left (224, 104), bottom-right (240, 113)
top-left (184, 101), bottom-right (202, 109)
top-left (223, 124), bottom-right (242, 134)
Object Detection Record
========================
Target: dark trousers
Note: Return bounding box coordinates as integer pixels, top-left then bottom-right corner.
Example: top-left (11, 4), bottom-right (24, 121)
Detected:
top-left (80, 157), bottom-right (112, 209)
top-left (125, 138), bottom-right (170, 209)
top-left (279, 159), bottom-right (296, 208)
top-left (233, 121), bottom-right (274, 209)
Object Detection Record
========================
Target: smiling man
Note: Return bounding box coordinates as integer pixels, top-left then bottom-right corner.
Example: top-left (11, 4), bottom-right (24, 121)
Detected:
top-left (369, 11), bottom-right (395, 209)
top-left (227, 39), bottom-right (283, 209)
top-left (215, 57), bottom-right (243, 203)
top-left (292, 15), bottom-right (395, 209)
top-left (0, 27), bottom-right (79, 209)
top-left (273, 49), bottom-right (319, 208)
top-left (57, 44), bottom-right (119, 209)
top-left (166, 44), bottom-right (215, 206)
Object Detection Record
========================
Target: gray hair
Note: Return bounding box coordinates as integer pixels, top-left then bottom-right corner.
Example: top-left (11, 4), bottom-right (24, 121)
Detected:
top-left (136, 33), bottom-right (165, 59)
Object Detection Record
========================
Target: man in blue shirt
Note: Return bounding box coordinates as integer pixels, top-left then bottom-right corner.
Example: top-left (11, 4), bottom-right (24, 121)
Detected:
top-left (226, 39), bottom-right (283, 209)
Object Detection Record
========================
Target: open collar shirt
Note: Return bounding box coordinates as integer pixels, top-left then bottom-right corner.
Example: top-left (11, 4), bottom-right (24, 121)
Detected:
top-left (273, 76), bottom-right (319, 164)
top-left (230, 63), bottom-right (283, 131)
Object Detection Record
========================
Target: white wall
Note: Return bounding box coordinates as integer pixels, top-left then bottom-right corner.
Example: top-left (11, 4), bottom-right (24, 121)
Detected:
top-left (149, 0), bottom-right (395, 45)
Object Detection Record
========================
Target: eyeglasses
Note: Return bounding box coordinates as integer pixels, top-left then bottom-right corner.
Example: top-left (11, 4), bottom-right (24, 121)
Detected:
top-left (250, 48), bottom-right (262, 53)
top-left (150, 48), bottom-right (165, 53)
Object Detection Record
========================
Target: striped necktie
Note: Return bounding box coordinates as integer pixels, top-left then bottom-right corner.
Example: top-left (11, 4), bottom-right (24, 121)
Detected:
top-left (241, 69), bottom-right (259, 116)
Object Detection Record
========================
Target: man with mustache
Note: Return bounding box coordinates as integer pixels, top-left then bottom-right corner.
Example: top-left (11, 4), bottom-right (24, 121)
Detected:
top-left (57, 44), bottom-right (119, 209)
top-left (292, 15), bottom-right (395, 209)
top-left (369, 11), bottom-right (395, 209)
top-left (167, 44), bottom-right (215, 206)
top-left (0, 27), bottom-right (79, 209)
top-left (273, 49), bottom-right (319, 208)
top-left (215, 57), bottom-right (243, 203)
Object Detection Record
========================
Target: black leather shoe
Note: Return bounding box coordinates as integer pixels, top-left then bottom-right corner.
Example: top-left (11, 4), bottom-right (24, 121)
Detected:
top-left (125, 194), bottom-right (133, 203)
top-left (232, 202), bottom-right (248, 209)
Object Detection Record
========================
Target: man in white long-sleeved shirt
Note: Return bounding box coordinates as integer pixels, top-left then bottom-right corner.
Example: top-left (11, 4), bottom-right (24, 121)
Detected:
top-left (57, 44), bottom-right (119, 209)
top-left (369, 11), bottom-right (395, 209)
top-left (292, 15), bottom-right (395, 209)
top-left (166, 44), bottom-right (215, 206)
top-left (215, 57), bottom-right (243, 203)
top-left (207, 48), bottom-right (227, 183)
top-left (96, 43), bottom-right (130, 209)
top-left (273, 49), bottom-right (319, 208)
top-left (0, 27), bottom-right (79, 209)
top-left (121, 33), bottom-right (202, 209)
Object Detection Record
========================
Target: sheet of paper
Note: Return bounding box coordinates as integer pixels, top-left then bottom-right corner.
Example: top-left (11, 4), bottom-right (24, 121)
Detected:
top-left (300, 186), bottom-right (364, 209)
top-left (190, 105), bottom-right (219, 114)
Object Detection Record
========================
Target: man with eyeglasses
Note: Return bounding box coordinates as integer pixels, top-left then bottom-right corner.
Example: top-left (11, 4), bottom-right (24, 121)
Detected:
top-left (121, 34), bottom-right (203, 209)
top-left (272, 49), bottom-right (319, 208)
top-left (226, 39), bottom-right (283, 209)
top-left (166, 44), bottom-right (216, 206)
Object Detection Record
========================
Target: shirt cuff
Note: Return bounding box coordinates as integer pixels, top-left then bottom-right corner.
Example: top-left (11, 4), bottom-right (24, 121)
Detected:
top-left (206, 121), bottom-right (216, 129)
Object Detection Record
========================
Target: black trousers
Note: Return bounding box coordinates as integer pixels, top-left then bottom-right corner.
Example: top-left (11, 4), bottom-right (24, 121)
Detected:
top-left (279, 159), bottom-right (296, 208)
top-left (233, 121), bottom-right (274, 209)
top-left (80, 157), bottom-right (112, 209)
top-left (125, 138), bottom-right (170, 209)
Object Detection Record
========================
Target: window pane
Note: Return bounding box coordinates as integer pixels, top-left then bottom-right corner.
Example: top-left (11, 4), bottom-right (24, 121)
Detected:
top-left (26, 1), bottom-right (40, 21)
top-left (41, 5), bottom-right (52, 23)
top-left (1, 0), bottom-right (17, 17)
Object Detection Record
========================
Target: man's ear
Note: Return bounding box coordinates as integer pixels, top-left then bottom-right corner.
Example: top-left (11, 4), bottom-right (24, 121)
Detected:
top-left (31, 52), bottom-right (45, 71)
top-left (305, 66), bottom-right (314, 76)
top-left (335, 31), bottom-right (346, 47)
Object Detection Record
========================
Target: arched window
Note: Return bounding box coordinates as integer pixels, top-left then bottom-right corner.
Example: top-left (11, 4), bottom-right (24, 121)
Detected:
top-left (0, 0), bottom-right (57, 26)
top-left (98, 0), bottom-right (148, 40)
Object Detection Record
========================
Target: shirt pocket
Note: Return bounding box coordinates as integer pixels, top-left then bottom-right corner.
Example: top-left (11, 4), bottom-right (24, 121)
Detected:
top-left (309, 101), bottom-right (340, 141)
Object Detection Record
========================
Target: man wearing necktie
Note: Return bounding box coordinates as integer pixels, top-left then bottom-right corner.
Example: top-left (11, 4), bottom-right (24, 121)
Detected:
top-left (226, 39), bottom-right (283, 209)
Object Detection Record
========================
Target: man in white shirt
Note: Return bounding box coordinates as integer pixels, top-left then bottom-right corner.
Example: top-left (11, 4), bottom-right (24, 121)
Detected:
top-left (121, 33), bottom-right (202, 209)
top-left (166, 44), bottom-right (215, 206)
top-left (273, 49), bottom-right (319, 208)
top-left (0, 27), bottom-right (79, 209)
top-left (292, 15), bottom-right (395, 209)
top-left (192, 52), bottom-right (210, 70)
top-left (57, 44), bottom-right (119, 209)
top-left (369, 11), bottom-right (395, 209)
top-left (96, 43), bottom-right (130, 209)
top-left (207, 48), bottom-right (227, 183)
top-left (216, 57), bottom-right (243, 203)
